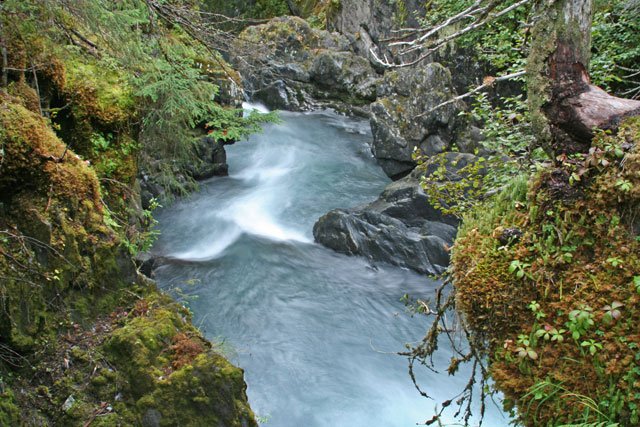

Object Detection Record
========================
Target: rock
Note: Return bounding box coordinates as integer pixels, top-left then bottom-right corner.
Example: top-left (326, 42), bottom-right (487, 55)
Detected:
top-left (326, 0), bottom-right (428, 68)
top-left (190, 134), bottom-right (232, 180)
top-left (310, 51), bottom-right (378, 101)
top-left (370, 63), bottom-right (465, 179)
top-left (232, 16), bottom-right (381, 113)
top-left (497, 227), bottom-right (524, 246)
top-left (133, 251), bottom-right (155, 278)
top-left (313, 152), bottom-right (484, 274)
top-left (62, 395), bottom-right (75, 412)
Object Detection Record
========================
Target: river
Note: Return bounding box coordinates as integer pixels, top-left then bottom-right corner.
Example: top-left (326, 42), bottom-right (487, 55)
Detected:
top-left (151, 106), bottom-right (509, 426)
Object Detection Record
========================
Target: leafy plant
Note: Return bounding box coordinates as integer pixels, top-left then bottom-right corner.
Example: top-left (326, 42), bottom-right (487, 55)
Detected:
top-left (515, 334), bottom-right (538, 360)
top-left (528, 300), bottom-right (546, 320)
top-left (581, 339), bottom-right (604, 356)
top-left (535, 325), bottom-right (565, 342)
top-left (509, 259), bottom-right (531, 280)
top-left (602, 301), bottom-right (623, 324)
top-left (567, 305), bottom-right (595, 340)
top-left (615, 179), bottom-right (632, 192)
top-left (606, 256), bottom-right (623, 268)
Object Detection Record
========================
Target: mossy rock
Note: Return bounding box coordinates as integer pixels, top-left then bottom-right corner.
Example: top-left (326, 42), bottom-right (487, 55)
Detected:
top-left (0, 93), bottom-right (133, 350)
top-left (136, 353), bottom-right (255, 426)
top-left (99, 294), bottom-right (256, 426)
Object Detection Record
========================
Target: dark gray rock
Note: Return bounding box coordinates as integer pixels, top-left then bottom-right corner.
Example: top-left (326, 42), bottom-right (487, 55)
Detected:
top-left (190, 134), bottom-right (232, 180)
top-left (232, 16), bottom-right (381, 113)
top-left (369, 63), bottom-right (465, 179)
top-left (313, 152), bottom-right (483, 274)
top-left (326, 0), bottom-right (427, 69)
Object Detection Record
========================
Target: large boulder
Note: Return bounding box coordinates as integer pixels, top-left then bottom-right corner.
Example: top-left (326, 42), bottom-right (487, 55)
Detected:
top-left (326, 0), bottom-right (427, 69)
top-left (313, 152), bottom-right (481, 274)
top-left (370, 63), bottom-right (464, 179)
top-left (232, 16), bottom-right (381, 114)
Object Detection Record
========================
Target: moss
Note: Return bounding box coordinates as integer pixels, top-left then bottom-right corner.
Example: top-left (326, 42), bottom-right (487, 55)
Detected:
top-left (96, 293), bottom-right (256, 426)
top-left (134, 352), bottom-right (255, 426)
top-left (63, 52), bottom-right (135, 118)
top-left (7, 80), bottom-right (41, 114)
top-left (0, 9), bottom-right (257, 426)
top-left (452, 118), bottom-right (640, 425)
top-left (0, 387), bottom-right (21, 426)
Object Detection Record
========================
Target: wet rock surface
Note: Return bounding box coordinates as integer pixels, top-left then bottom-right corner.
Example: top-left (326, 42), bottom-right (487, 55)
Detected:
top-left (313, 152), bottom-right (483, 274)
top-left (370, 63), bottom-right (465, 179)
top-left (232, 16), bottom-right (381, 114)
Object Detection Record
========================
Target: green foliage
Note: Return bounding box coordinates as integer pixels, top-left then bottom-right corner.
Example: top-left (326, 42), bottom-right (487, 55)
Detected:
top-left (418, 0), bottom-right (532, 72)
top-left (50, 0), bottom-right (280, 196)
top-left (509, 260), bottom-right (532, 280)
top-left (249, 0), bottom-right (290, 18)
top-left (567, 305), bottom-right (595, 341)
top-left (203, 0), bottom-right (290, 20)
top-left (414, 150), bottom-right (488, 217)
top-left (417, 93), bottom-right (544, 218)
top-left (526, 380), bottom-right (620, 427)
top-left (591, 0), bottom-right (640, 98)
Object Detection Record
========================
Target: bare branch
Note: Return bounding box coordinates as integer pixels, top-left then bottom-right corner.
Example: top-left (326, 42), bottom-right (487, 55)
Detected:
top-left (391, 0), bottom-right (489, 49)
top-left (418, 70), bottom-right (526, 117)
top-left (372, 0), bottom-right (532, 69)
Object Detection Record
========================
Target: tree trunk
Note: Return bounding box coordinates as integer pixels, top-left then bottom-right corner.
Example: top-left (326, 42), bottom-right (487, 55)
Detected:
top-left (527, 0), bottom-right (640, 158)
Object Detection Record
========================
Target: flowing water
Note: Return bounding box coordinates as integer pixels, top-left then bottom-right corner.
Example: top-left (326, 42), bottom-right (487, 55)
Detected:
top-left (152, 106), bottom-right (509, 426)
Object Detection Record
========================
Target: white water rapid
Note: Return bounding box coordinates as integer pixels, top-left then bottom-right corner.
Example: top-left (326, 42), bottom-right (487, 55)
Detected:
top-left (151, 106), bottom-right (510, 426)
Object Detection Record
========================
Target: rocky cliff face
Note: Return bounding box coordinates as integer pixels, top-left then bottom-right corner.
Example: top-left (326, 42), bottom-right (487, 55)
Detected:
top-left (325, 0), bottom-right (427, 68)
top-left (233, 16), bottom-right (380, 115)
top-left (370, 64), bottom-right (465, 179)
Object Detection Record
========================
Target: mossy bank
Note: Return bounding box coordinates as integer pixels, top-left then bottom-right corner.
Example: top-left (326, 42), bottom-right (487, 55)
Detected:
top-left (0, 1), bottom-right (260, 425)
top-left (451, 118), bottom-right (640, 425)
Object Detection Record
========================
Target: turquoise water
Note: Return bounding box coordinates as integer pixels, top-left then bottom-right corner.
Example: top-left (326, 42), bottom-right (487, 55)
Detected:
top-left (152, 107), bottom-right (509, 426)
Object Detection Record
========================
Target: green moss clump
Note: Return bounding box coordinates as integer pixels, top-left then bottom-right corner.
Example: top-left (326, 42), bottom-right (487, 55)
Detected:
top-left (98, 294), bottom-right (256, 426)
top-left (0, 387), bottom-right (21, 426)
top-left (452, 118), bottom-right (640, 425)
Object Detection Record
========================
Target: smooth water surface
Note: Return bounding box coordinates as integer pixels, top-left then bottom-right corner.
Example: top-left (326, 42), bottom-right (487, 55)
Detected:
top-left (152, 107), bottom-right (509, 426)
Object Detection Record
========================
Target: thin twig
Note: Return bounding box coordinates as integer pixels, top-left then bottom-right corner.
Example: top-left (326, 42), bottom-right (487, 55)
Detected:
top-left (418, 70), bottom-right (526, 117)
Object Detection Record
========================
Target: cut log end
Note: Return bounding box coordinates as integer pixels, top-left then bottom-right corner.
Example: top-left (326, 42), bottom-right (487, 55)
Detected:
top-left (547, 84), bottom-right (640, 156)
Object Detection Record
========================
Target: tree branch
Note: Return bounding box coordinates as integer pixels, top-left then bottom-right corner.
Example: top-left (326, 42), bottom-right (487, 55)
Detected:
top-left (372, 0), bottom-right (532, 69)
top-left (418, 70), bottom-right (526, 117)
